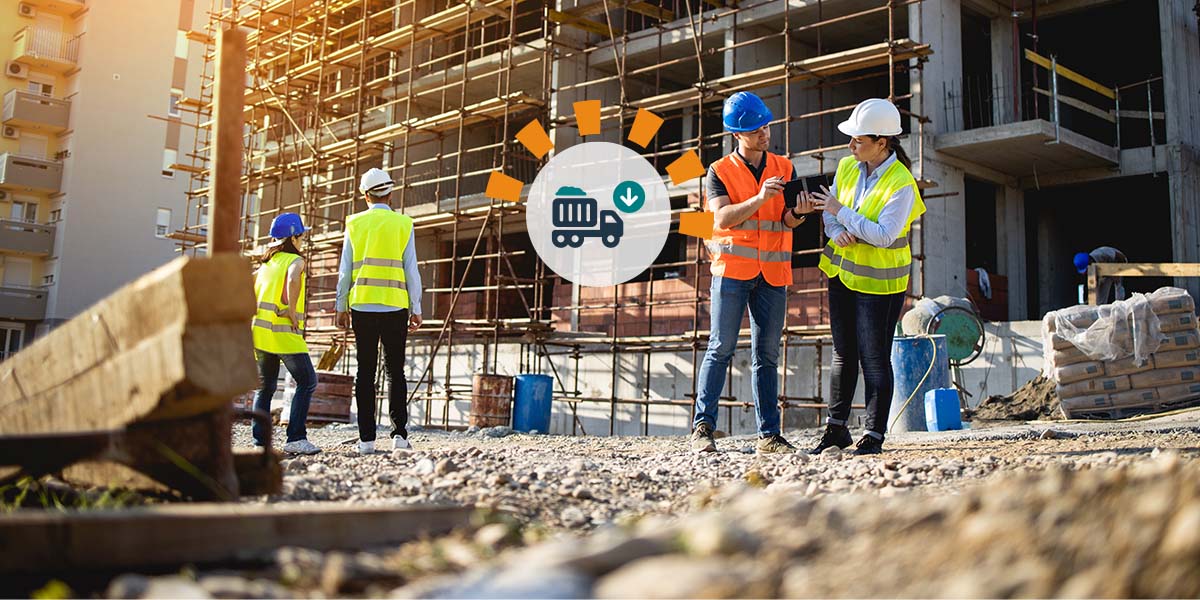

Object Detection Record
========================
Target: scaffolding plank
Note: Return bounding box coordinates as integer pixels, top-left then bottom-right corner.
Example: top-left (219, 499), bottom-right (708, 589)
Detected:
top-left (549, 9), bottom-right (620, 37)
top-left (0, 503), bottom-right (473, 573)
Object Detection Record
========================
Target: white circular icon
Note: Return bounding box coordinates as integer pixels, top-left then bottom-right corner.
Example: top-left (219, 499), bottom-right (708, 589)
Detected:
top-left (526, 142), bottom-right (671, 287)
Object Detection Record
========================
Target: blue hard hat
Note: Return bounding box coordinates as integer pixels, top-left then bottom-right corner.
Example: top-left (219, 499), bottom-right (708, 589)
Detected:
top-left (1073, 252), bottom-right (1091, 274)
top-left (722, 91), bottom-right (773, 132)
top-left (269, 212), bottom-right (306, 239)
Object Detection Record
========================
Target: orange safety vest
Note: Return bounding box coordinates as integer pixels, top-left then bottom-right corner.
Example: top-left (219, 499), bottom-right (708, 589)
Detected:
top-left (707, 152), bottom-right (794, 286)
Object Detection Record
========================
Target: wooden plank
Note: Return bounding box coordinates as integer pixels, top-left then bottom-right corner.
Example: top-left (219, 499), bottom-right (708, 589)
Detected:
top-left (211, 27), bottom-right (246, 254)
top-left (1094, 262), bottom-right (1200, 278)
top-left (549, 9), bottom-right (620, 37)
top-left (0, 255), bottom-right (258, 435)
top-left (1032, 87), bottom-right (1116, 123)
top-left (1024, 49), bottom-right (1116, 100)
top-left (627, 1), bottom-right (674, 20)
top-left (0, 503), bottom-right (473, 573)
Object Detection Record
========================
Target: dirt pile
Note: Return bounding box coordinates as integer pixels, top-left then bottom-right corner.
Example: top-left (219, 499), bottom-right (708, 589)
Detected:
top-left (974, 373), bottom-right (1061, 421)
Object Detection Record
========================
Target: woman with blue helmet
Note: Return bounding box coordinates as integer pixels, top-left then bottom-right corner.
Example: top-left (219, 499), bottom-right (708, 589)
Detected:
top-left (250, 212), bottom-right (320, 455)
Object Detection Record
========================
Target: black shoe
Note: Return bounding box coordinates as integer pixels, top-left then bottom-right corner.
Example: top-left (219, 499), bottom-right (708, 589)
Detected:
top-left (756, 433), bottom-right (797, 454)
top-left (690, 422), bottom-right (717, 453)
top-left (853, 434), bottom-right (884, 455)
top-left (808, 424), bottom-right (853, 455)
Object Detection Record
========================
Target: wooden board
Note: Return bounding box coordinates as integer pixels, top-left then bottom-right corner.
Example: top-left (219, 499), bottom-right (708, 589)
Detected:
top-left (0, 503), bottom-right (472, 573)
top-left (0, 255), bottom-right (258, 435)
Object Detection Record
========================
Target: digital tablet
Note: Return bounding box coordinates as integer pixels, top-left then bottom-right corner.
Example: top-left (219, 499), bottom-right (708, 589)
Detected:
top-left (782, 178), bottom-right (809, 209)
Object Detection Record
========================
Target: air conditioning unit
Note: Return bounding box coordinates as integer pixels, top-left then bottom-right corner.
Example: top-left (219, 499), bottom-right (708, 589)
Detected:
top-left (17, 2), bottom-right (36, 18)
top-left (5, 61), bottom-right (29, 79)
top-left (1, 126), bottom-right (17, 140)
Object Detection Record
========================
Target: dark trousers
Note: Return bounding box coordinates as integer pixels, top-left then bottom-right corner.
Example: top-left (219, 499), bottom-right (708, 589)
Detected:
top-left (252, 350), bottom-right (317, 445)
top-left (827, 276), bottom-right (906, 436)
top-left (351, 309), bottom-right (409, 442)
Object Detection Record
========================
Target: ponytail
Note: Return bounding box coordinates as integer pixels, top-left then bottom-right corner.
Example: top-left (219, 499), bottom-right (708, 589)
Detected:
top-left (262, 236), bottom-right (302, 264)
top-left (886, 136), bottom-right (912, 170)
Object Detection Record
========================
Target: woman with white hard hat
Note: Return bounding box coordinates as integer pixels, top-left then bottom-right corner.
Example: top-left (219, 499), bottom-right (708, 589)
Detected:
top-left (249, 212), bottom-right (320, 455)
top-left (807, 98), bottom-right (926, 456)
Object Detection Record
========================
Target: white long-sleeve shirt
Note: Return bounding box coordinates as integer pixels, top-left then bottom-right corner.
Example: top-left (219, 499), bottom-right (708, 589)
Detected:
top-left (822, 152), bottom-right (917, 248)
top-left (335, 203), bottom-right (423, 314)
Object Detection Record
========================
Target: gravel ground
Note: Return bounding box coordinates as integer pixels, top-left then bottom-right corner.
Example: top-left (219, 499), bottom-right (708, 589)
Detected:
top-left (89, 413), bottom-right (1200, 598)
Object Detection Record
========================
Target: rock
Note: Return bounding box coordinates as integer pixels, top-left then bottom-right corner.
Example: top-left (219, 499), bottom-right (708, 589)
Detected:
top-left (821, 445), bottom-right (842, 457)
top-left (306, 463), bottom-right (327, 474)
top-left (467, 425), bottom-right (481, 434)
top-left (435, 458), bottom-right (459, 475)
top-left (629, 471), bottom-right (649, 482)
top-left (682, 514), bottom-right (759, 556)
top-left (390, 565), bottom-right (590, 599)
top-left (1161, 502), bottom-right (1200, 554)
top-left (413, 458), bottom-right (435, 476)
top-left (572, 486), bottom-right (595, 500)
top-left (475, 523), bottom-right (516, 549)
top-left (1039, 429), bottom-right (1059, 440)
top-left (490, 472), bottom-right (513, 486)
top-left (484, 426), bottom-right (514, 438)
top-left (595, 556), bottom-right (766, 598)
top-left (198, 575), bottom-right (292, 599)
top-left (561, 506), bottom-right (589, 528)
top-left (107, 575), bottom-right (211, 599)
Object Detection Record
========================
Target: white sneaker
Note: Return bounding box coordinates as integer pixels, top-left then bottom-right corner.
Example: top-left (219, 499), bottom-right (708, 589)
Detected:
top-left (392, 436), bottom-right (412, 453)
top-left (358, 440), bottom-right (375, 455)
top-left (283, 439), bottom-right (321, 455)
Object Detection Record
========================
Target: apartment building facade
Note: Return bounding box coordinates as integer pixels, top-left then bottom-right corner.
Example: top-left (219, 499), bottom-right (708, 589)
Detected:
top-left (0, 0), bottom-right (207, 358)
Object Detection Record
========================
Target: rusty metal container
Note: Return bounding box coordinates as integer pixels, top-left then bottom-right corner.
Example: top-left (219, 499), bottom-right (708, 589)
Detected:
top-left (309, 371), bottom-right (354, 423)
top-left (470, 374), bottom-right (513, 428)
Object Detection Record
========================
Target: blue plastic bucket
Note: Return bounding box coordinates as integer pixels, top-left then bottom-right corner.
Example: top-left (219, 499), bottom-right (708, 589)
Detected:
top-left (512, 374), bottom-right (553, 433)
top-left (888, 335), bottom-right (950, 433)
top-left (924, 387), bottom-right (963, 431)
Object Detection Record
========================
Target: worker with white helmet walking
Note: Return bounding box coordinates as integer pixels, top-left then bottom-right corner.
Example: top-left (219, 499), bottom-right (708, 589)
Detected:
top-left (336, 167), bottom-right (423, 455)
top-left (808, 98), bottom-right (926, 455)
top-left (689, 91), bottom-right (817, 455)
top-left (251, 212), bottom-right (320, 455)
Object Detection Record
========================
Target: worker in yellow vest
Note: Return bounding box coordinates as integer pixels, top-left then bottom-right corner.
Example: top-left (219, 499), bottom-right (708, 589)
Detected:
top-left (809, 98), bottom-right (927, 455)
top-left (690, 91), bottom-right (817, 455)
top-left (251, 212), bottom-right (320, 455)
top-left (335, 167), bottom-right (423, 455)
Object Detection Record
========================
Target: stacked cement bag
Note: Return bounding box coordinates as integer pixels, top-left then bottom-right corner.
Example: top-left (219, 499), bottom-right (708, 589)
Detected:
top-left (1044, 287), bottom-right (1200, 419)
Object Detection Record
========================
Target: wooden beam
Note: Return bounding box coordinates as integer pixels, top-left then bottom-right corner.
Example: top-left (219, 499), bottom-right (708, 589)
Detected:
top-left (211, 27), bottom-right (247, 254)
top-left (627, 1), bottom-right (674, 20)
top-left (1095, 262), bottom-right (1200, 278)
top-left (549, 9), bottom-right (620, 37)
top-left (1024, 49), bottom-right (1116, 100)
top-left (0, 504), bottom-right (473, 573)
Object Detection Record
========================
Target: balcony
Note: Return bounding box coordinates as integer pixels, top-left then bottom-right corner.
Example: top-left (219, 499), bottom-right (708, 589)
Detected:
top-left (0, 152), bottom-right (63, 193)
top-left (12, 26), bottom-right (81, 73)
top-left (0, 286), bottom-right (47, 321)
top-left (2, 89), bottom-right (70, 133)
top-left (0, 219), bottom-right (55, 256)
top-left (19, 0), bottom-right (86, 14)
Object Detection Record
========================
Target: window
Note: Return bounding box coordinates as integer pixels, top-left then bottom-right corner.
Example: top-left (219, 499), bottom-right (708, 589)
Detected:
top-left (162, 148), bottom-right (177, 178)
top-left (0, 325), bottom-right (23, 362)
top-left (48, 209), bottom-right (61, 223)
top-left (175, 31), bottom-right (189, 60)
top-left (27, 80), bottom-right (53, 97)
top-left (9, 200), bottom-right (37, 224)
top-left (168, 89), bottom-right (182, 117)
top-left (42, 274), bottom-right (54, 285)
top-left (156, 208), bottom-right (172, 238)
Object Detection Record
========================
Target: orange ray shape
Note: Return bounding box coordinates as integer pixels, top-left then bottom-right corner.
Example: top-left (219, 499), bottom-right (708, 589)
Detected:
top-left (679, 211), bottom-right (714, 240)
top-left (485, 171), bottom-right (524, 202)
top-left (627, 108), bottom-right (664, 148)
top-left (573, 100), bottom-right (602, 135)
top-left (665, 149), bottom-right (706, 186)
top-left (516, 119), bottom-right (554, 159)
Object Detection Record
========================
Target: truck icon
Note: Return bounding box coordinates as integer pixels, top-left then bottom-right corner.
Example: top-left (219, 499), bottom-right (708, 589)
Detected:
top-left (551, 186), bottom-right (623, 249)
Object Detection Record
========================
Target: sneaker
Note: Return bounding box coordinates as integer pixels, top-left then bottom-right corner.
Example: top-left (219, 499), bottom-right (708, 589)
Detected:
top-left (756, 434), bottom-right (797, 454)
top-left (392, 435), bottom-right (412, 453)
top-left (808, 424), bottom-right (853, 455)
top-left (690, 423), bottom-right (717, 453)
top-left (357, 440), bottom-right (375, 455)
top-left (853, 434), bottom-right (884, 455)
top-left (283, 439), bottom-right (321, 455)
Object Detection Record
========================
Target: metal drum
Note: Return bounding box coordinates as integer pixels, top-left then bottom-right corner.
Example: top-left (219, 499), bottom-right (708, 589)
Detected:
top-left (470, 374), bottom-right (514, 428)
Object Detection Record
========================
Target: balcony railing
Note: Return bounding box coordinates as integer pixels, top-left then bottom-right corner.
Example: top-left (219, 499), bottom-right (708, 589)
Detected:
top-left (0, 218), bottom-right (55, 256)
top-left (0, 152), bottom-right (64, 193)
top-left (2, 89), bottom-right (70, 132)
top-left (13, 26), bottom-right (81, 67)
top-left (0, 285), bottom-right (48, 321)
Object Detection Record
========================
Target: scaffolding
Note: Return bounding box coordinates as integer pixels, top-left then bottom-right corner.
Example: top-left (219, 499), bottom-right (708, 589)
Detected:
top-left (178, 0), bottom-right (936, 436)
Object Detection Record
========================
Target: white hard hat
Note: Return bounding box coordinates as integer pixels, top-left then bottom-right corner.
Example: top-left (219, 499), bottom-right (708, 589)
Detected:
top-left (359, 167), bottom-right (395, 196)
top-left (837, 98), bottom-right (903, 137)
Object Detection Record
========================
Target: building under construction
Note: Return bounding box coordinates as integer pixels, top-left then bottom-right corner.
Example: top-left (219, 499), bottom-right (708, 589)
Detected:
top-left (174, 0), bottom-right (1200, 436)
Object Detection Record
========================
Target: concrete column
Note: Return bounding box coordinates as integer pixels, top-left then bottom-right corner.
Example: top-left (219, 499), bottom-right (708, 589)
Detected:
top-left (915, 159), bottom-right (967, 298)
top-left (910, 0), bottom-right (963, 136)
top-left (1159, 0), bottom-right (1200, 300)
top-left (994, 185), bottom-right (1027, 320)
top-left (989, 12), bottom-right (1016, 125)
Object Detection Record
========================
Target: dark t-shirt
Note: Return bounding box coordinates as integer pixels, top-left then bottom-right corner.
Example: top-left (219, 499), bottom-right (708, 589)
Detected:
top-left (705, 151), bottom-right (798, 201)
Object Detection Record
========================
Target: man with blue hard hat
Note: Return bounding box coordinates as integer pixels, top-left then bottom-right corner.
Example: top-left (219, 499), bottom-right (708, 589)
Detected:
top-left (1075, 246), bottom-right (1127, 304)
top-left (689, 91), bottom-right (816, 454)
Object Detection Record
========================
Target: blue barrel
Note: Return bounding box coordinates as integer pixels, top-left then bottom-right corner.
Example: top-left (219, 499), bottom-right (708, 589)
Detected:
top-left (924, 388), bottom-right (963, 431)
top-left (888, 335), bottom-right (950, 433)
top-left (512, 374), bottom-right (553, 433)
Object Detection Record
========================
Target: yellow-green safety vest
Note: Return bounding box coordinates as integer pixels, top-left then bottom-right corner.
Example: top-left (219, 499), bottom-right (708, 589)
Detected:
top-left (252, 252), bottom-right (308, 355)
top-left (347, 208), bottom-right (413, 309)
top-left (818, 156), bottom-right (926, 295)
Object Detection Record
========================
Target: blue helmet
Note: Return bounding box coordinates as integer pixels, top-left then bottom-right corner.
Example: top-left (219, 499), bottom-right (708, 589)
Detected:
top-left (722, 91), bottom-right (773, 132)
top-left (1073, 252), bottom-right (1091, 274)
top-left (269, 212), bottom-right (306, 239)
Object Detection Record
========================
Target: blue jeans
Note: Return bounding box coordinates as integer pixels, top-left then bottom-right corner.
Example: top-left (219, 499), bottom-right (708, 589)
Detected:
top-left (252, 350), bottom-right (318, 445)
top-left (693, 274), bottom-right (787, 436)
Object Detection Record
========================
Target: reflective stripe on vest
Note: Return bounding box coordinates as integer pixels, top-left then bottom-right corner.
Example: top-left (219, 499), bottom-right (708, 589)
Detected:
top-left (347, 208), bottom-right (412, 309)
top-left (818, 156), bottom-right (926, 295)
top-left (251, 252), bottom-right (308, 355)
top-left (708, 152), bottom-right (794, 286)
